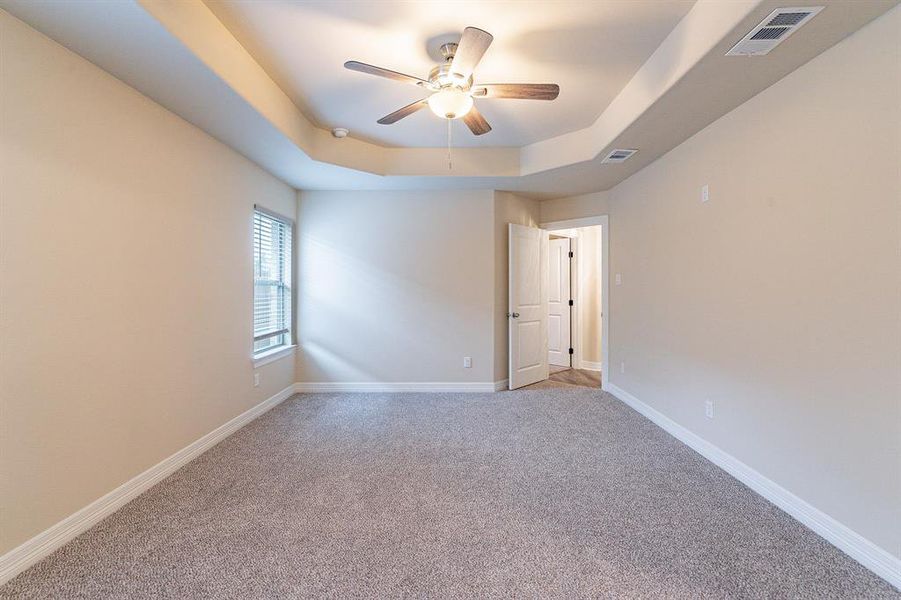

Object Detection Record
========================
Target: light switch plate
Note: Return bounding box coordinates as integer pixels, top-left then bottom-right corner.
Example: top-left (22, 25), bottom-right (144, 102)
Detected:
top-left (701, 184), bottom-right (709, 203)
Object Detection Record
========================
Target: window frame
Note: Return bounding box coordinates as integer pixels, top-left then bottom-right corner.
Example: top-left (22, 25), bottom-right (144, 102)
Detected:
top-left (252, 205), bottom-right (294, 360)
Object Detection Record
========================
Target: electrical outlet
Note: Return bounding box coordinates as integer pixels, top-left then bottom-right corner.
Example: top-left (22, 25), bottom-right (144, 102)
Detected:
top-left (705, 400), bottom-right (714, 419)
top-left (615, 273), bottom-right (622, 286)
top-left (701, 184), bottom-right (709, 203)
top-left (463, 356), bottom-right (472, 368)
top-left (253, 372), bottom-right (260, 387)
top-left (620, 361), bottom-right (625, 374)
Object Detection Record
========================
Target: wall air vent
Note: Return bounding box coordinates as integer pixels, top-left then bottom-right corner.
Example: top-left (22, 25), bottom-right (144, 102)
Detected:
top-left (726, 6), bottom-right (823, 56)
top-left (601, 149), bottom-right (637, 164)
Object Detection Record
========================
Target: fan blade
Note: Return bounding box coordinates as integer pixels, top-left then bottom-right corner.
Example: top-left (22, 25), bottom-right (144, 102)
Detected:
top-left (377, 98), bottom-right (430, 124)
top-left (472, 83), bottom-right (560, 100)
top-left (462, 105), bottom-right (491, 136)
top-left (450, 27), bottom-right (493, 80)
top-left (344, 61), bottom-right (428, 87)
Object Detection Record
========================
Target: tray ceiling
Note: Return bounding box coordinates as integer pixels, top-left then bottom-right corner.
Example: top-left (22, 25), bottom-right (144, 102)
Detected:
top-left (204, 0), bottom-right (695, 148)
top-left (4, 0), bottom-right (894, 198)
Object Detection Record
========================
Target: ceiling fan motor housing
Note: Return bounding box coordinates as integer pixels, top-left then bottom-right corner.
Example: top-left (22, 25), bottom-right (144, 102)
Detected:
top-left (428, 64), bottom-right (471, 91)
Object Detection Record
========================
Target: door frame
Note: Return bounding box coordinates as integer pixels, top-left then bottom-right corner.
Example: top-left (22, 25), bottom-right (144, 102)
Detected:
top-left (540, 215), bottom-right (609, 391)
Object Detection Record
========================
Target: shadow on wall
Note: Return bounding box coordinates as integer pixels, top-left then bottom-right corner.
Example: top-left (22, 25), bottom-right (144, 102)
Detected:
top-left (297, 233), bottom-right (490, 382)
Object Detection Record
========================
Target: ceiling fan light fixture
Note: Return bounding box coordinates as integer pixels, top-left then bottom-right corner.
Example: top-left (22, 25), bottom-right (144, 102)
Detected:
top-left (427, 88), bottom-right (473, 120)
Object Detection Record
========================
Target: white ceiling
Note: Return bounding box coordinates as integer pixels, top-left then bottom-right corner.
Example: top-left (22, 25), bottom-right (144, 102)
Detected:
top-left (203, 0), bottom-right (695, 148)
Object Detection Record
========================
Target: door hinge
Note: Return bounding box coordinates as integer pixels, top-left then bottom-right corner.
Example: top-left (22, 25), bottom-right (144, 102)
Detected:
top-left (568, 348), bottom-right (574, 355)
top-left (568, 299), bottom-right (574, 306)
top-left (568, 251), bottom-right (574, 258)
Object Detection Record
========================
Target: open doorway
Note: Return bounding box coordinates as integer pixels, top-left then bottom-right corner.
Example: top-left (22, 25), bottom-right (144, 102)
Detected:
top-left (543, 217), bottom-right (608, 389)
top-left (506, 217), bottom-right (608, 391)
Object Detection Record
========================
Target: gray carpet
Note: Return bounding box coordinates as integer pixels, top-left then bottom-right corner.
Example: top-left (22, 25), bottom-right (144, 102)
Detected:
top-left (2, 389), bottom-right (897, 598)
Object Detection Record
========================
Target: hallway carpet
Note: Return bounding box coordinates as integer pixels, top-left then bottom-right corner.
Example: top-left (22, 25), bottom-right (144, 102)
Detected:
top-left (2, 389), bottom-right (896, 598)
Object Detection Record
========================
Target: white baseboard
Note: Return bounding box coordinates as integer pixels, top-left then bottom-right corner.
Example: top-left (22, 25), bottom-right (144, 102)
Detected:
top-left (295, 380), bottom-right (508, 393)
top-left (0, 384), bottom-right (297, 586)
top-left (579, 360), bottom-right (603, 371)
top-left (605, 382), bottom-right (901, 590)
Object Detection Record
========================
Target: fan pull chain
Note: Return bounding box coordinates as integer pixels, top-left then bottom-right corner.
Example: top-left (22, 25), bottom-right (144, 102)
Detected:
top-left (447, 118), bottom-right (453, 171)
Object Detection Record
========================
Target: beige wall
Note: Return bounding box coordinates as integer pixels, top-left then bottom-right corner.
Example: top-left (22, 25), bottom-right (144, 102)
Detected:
top-left (0, 12), bottom-right (296, 554)
top-left (577, 226), bottom-right (603, 365)
top-left (493, 192), bottom-right (541, 381)
top-left (540, 191), bottom-right (610, 224)
top-left (606, 6), bottom-right (901, 558)
top-left (295, 189), bottom-right (539, 386)
top-left (295, 189), bottom-right (497, 384)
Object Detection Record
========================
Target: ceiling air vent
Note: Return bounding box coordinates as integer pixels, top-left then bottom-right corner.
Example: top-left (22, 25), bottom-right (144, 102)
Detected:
top-left (726, 6), bottom-right (823, 56)
top-left (602, 149), bottom-right (637, 164)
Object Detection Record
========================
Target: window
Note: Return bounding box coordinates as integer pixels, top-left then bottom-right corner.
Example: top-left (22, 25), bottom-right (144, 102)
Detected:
top-left (253, 207), bottom-right (292, 355)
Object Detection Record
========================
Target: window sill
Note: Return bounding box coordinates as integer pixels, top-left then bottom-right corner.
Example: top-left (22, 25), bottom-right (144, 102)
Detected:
top-left (253, 345), bottom-right (297, 368)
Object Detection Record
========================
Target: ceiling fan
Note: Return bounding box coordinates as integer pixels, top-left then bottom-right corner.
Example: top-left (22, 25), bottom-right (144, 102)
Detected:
top-left (344, 27), bottom-right (560, 136)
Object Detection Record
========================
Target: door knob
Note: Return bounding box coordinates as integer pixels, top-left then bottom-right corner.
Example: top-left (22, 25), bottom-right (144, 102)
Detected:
top-left (508, 312), bottom-right (520, 318)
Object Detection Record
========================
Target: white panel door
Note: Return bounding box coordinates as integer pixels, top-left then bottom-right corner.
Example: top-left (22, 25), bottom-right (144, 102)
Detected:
top-left (548, 237), bottom-right (571, 367)
top-left (508, 224), bottom-right (548, 390)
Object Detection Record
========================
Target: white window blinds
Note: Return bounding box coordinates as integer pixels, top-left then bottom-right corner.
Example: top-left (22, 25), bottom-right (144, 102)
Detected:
top-left (254, 207), bottom-right (292, 355)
